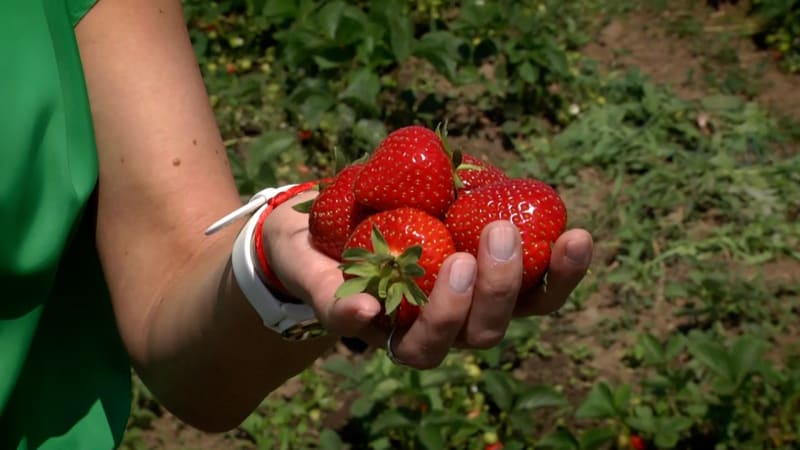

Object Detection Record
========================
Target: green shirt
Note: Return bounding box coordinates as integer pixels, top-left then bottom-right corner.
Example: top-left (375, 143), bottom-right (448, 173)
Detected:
top-left (0, 1), bottom-right (132, 448)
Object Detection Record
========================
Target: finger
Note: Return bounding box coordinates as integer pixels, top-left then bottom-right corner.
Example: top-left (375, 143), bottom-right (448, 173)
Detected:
top-left (515, 228), bottom-right (593, 316)
top-left (388, 253), bottom-right (476, 369)
top-left (264, 190), bottom-right (382, 336)
top-left (459, 220), bottom-right (523, 349)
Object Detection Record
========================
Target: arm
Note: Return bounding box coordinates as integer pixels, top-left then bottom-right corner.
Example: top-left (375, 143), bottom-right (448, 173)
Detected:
top-left (76, 0), bottom-right (592, 434)
top-left (76, 0), bottom-right (335, 432)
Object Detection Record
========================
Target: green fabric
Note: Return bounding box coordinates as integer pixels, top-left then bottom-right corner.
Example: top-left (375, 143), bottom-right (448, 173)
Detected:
top-left (0, 0), bottom-right (131, 448)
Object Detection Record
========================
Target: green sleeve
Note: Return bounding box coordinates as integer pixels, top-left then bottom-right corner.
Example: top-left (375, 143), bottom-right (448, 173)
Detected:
top-left (0, 0), bottom-right (131, 448)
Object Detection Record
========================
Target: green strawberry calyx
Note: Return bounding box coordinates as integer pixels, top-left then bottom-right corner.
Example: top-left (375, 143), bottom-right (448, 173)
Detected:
top-left (434, 122), bottom-right (484, 190)
top-left (334, 225), bottom-right (429, 315)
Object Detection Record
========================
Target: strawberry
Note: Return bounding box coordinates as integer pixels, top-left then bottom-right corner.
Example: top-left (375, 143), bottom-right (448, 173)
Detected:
top-left (336, 207), bottom-right (456, 329)
top-left (444, 178), bottom-right (567, 291)
top-left (456, 153), bottom-right (509, 193)
top-left (630, 435), bottom-right (647, 450)
top-left (353, 125), bottom-right (455, 218)
top-left (307, 163), bottom-right (373, 260)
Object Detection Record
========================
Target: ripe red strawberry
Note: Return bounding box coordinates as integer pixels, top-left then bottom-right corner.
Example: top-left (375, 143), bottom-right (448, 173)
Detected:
top-left (456, 153), bottom-right (509, 193)
top-left (630, 435), bottom-right (646, 450)
top-left (353, 125), bottom-right (455, 218)
top-left (308, 163), bottom-right (372, 260)
top-left (444, 178), bottom-right (567, 291)
top-left (336, 207), bottom-right (456, 329)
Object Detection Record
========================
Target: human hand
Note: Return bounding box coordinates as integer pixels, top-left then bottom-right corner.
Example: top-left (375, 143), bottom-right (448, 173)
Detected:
top-left (263, 191), bottom-right (593, 369)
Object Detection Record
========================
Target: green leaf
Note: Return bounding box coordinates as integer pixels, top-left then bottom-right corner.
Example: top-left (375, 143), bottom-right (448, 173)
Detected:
top-left (687, 332), bottom-right (734, 383)
top-left (654, 430), bottom-right (681, 449)
top-left (339, 68), bottom-right (381, 114)
top-left (636, 333), bottom-right (666, 366)
top-left (729, 335), bottom-right (767, 386)
top-left (517, 61), bottom-right (539, 84)
top-left (475, 346), bottom-right (503, 368)
top-left (660, 415), bottom-right (693, 435)
top-left (385, 283), bottom-right (404, 314)
top-left (482, 370), bottom-right (516, 411)
top-left (246, 131), bottom-right (299, 180)
top-left (515, 385), bottom-right (569, 411)
top-left (578, 427), bottom-right (616, 450)
top-left (316, 1), bottom-right (345, 40)
top-left (291, 198), bottom-right (315, 214)
top-left (401, 262), bottom-right (425, 278)
top-left (350, 395), bottom-right (374, 417)
top-left (371, 225), bottom-right (390, 255)
top-left (318, 428), bottom-right (344, 450)
top-left (371, 409), bottom-right (413, 434)
top-left (397, 245), bottom-right (422, 264)
top-left (261, 0), bottom-right (297, 19)
top-left (335, 277), bottom-right (371, 298)
top-left (575, 383), bottom-right (619, 419)
top-left (413, 31), bottom-right (464, 80)
top-left (417, 423), bottom-right (445, 450)
top-left (664, 335), bottom-right (686, 360)
top-left (536, 427), bottom-right (579, 449)
top-left (341, 262), bottom-right (380, 278)
top-left (404, 280), bottom-right (429, 306)
top-left (341, 247), bottom-right (372, 261)
top-left (626, 405), bottom-right (656, 434)
top-left (387, 10), bottom-right (413, 62)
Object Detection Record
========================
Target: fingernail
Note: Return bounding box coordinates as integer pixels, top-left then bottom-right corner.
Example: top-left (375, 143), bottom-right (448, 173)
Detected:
top-left (449, 258), bottom-right (476, 293)
top-left (565, 239), bottom-right (590, 266)
top-left (489, 224), bottom-right (516, 261)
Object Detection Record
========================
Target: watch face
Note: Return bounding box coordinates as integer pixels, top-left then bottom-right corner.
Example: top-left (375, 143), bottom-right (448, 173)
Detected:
top-left (281, 319), bottom-right (328, 341)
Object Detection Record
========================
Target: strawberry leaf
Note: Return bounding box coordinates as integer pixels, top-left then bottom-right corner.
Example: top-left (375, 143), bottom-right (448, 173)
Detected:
top-left (435, 121), bottom-right (452, 158)
top-left (292, 198), bottom-right (315, 213)
top-left (370, 225), bottom-right (390, 256)
top-left (404, 281), bottom-right (429, 306)
top-left (457, 163), bottom-right (483, 171)
top-left (401, 262), bottom-right (425, 278)
top-left (378, 266), bottom-right (392, 299)
top-left (341, 261), bottom-right (380, 278)
top-left (385, 283), bottom-right (404, 315)
top-left (397, 245), bottom-right (422, 264)
top-left (333, 146), bottom-right (348, 174)
top-left (335, 277), bottom-right (372, 299)
top-left (341, 248), bottom-right (373, 261)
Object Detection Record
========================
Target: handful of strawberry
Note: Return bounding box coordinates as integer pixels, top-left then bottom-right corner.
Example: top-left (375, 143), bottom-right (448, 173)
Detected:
top-left (300, 125), bottom-right (567, 330)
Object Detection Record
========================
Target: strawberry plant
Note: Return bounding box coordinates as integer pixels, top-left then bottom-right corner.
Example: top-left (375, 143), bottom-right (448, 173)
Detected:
top-left (751, 0), bottom-right (800, 73)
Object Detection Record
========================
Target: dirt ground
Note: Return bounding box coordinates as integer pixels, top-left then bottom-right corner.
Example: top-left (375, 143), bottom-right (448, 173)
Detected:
top-left (583, 1), bottom-right (800, 123)
top-left (129, 3), bottom-right (800, 448)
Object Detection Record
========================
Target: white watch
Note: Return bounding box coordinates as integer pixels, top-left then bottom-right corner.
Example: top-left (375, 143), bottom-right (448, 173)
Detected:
top-left (207, 186), bottom-right (326, 340)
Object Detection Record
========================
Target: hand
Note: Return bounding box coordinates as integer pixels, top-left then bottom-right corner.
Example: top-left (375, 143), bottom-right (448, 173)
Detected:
top-left (264, 191), bottom-right (593, 369)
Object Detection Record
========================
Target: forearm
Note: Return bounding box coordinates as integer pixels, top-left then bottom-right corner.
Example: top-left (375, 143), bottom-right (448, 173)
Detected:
top-left (136, 227), bottom-right (335, 432)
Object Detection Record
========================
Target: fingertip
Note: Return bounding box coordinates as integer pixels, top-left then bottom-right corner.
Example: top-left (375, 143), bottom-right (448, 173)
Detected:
top-left (481, 220), bottom-right (522, 262)
top-left (556, 229), bottom-right (593, 270)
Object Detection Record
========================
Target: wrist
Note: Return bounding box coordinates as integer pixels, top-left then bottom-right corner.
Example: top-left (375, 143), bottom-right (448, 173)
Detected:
top-left (210, 181), bottom-right (327, 340)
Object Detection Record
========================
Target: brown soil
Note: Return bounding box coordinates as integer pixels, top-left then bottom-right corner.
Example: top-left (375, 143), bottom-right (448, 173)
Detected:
top-left (583, 2), bottom-right (800, 123)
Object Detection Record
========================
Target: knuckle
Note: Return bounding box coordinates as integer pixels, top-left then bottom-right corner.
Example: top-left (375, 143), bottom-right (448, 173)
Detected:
top-left (479, 277), bottom-right (517, 301)
top-left (466, 329), bottom-right (506, 349)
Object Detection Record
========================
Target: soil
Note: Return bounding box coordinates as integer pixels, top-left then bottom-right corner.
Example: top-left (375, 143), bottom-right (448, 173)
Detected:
top-left (128, 2), bottom-right (800, 448)
top-left (583, 1), bottom-right (800, 124)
